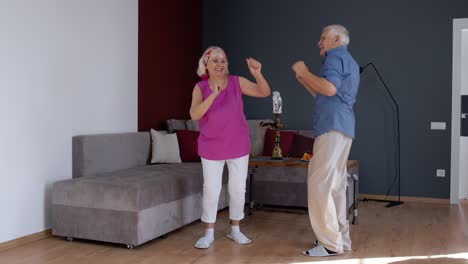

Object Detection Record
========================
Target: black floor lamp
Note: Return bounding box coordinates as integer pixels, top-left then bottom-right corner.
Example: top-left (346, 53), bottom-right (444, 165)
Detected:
top-left (360, 62), bottom-right (403, 208)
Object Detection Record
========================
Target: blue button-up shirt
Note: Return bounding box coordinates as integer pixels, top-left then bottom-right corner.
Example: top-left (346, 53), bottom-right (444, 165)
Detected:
top-left (314, 45), bottom-right (360, 139)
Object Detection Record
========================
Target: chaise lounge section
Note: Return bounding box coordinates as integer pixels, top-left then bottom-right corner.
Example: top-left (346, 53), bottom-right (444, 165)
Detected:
top-left (51, 132), bottom-right (229, 248)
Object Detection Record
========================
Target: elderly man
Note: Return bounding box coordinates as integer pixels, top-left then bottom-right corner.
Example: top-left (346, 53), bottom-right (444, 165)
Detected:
top-left (292, 24), bottom-right (359, 257)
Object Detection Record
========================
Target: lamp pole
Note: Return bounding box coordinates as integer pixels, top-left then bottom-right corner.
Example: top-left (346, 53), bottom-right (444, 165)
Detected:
top-left (360, 63), bottom-right (403, 208)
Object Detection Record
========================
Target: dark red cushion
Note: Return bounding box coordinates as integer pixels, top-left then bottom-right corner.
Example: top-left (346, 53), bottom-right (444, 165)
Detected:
top-left (289, 133), bottom-right (315, 158)
top-left (262, 129), bottom-right (296, 157)
top-left (176, 130), bottom-right (200, 162)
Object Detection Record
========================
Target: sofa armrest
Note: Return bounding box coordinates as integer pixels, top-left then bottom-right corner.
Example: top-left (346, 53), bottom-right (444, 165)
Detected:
top-left (73, 132), bottom-right (151, 178)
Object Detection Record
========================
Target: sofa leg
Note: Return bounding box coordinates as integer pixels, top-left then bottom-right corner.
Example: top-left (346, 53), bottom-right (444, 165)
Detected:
top-left (159, 234), bottom-right (168, 239)
top-left (352, 209), bottom-right (359, 225)
top-left (66, 237), bottom-right (73, 242)
top-left (126, 244), bottom-right (134, 250)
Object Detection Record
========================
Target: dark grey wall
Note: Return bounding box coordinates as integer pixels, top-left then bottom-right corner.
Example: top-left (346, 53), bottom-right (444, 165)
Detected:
top-left (203, 0), bottom-right (468, 199)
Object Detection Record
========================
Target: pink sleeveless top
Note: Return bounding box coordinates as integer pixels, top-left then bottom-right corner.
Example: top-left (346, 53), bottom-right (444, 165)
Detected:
top-left (197, 75), bottom-right (250, 160)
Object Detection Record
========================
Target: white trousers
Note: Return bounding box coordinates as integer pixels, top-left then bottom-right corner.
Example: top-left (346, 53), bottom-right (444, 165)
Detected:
top-left (307, 130), bottom-right (353, 252)
top-left (200, 154), bottom-right (249, 223)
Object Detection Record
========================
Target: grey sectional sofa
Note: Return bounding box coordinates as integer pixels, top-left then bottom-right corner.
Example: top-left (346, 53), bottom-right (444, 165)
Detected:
top-left (51, 132), bottom-right (229, 248)
top-left (246, 129), bottom-right (359, 221)
top-left (51, 121), bottom-right (358, 248)
top-left (246, 155), bottom-right (359, 224)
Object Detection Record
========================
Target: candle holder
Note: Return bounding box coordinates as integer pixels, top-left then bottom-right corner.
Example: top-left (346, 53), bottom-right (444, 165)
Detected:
top-left (260, 114), bottom-right (285, 160)
top-left (260, 91), bottom-right (285, 160)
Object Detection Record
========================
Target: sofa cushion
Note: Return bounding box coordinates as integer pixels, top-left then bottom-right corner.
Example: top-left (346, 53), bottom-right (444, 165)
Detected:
top-left (262, 129), bottom-right (296, 157)
top-left (72, 132), bottom-right (151, 178)
top-left (296, 130), bottom-right (314, 138)
top-left (289, 133), bottom-right (315, 158)
top-left (150, 129), bottom-right (181, 164)
top-left (166, 119), bottom-right (187, 133)
top-left (52, 163), bottom-right (228, 211)
top-left (176, 130), bottom-right (200, 162)
top-left (186, 120), bottom-right (200, 131)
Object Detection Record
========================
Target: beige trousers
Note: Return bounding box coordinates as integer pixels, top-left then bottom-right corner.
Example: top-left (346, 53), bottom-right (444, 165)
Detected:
top-left (307, 130), bottom-right (353, 252)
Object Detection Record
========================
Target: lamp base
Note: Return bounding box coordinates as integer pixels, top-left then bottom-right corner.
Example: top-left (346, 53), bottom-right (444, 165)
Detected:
top-left (361, 198), bottom-right (404, 208)
top-left (385, 201), bottom-right (404, 208)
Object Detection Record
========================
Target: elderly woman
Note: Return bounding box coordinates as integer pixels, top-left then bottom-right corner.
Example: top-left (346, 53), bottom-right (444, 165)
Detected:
top-left (190, 46), bottom-right (271, 249)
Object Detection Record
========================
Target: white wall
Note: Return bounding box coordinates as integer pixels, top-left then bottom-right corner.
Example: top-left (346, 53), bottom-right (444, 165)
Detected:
top-left (0, 0), bottom-right (138, 243)
top-left (451, 20), bottom-right (468, 204)
top-left (460, 30), bottom-right (468, 199)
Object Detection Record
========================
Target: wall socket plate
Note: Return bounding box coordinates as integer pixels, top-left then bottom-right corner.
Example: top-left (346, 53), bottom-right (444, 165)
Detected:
top-left (436, 169), bottom-right (446, 177)
top-left (431, 122), bottom-right (446, 130)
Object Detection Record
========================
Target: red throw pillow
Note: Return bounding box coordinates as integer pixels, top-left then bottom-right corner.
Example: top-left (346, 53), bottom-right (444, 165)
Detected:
top-left (262, 129), bottom-right (296, 157)
top-left (289, 133), bottom-right (315, 158)
top-left (176, 130), bottom-right (200, 162)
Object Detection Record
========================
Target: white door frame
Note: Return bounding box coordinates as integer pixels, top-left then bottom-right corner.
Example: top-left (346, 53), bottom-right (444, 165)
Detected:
top-left (451, 18), bottom-right (468, 204)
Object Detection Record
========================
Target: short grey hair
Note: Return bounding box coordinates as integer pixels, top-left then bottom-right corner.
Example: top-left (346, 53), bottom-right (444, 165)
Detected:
top-left (323, 24), bottom-right (350, 46)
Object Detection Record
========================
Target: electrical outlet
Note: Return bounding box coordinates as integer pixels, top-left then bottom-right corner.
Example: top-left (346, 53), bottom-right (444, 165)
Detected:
top-left (431, 122), bottom-right (446, 130)
top-left (436, 169), bottom-right (445, 177)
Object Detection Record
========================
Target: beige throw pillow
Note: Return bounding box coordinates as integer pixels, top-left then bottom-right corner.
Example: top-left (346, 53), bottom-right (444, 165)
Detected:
top-left (247, 119), bottom-right (273, 156)
top-left (150, 129), bottom-right (181, 163)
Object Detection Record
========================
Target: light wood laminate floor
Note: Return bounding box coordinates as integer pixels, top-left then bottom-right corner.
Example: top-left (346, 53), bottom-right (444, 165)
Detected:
top-left (1, 201), bottom-right (468, 264)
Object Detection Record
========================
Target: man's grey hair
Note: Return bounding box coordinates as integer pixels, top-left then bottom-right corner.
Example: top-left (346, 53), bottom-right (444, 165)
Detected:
top-left (323, 24), bottom-right (350, 46)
